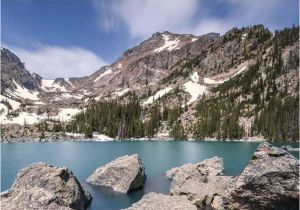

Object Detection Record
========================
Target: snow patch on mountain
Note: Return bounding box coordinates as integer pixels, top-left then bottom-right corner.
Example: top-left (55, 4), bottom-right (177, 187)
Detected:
top-left (1, 112), bottom-right (47, 125)
top-left (94, 68), bottom-right (112, 82)
top-left (143, 87), bottom-right (173, 106)
top-left (154, 34), bottom-right (179, 53)
top-left (241, 33), bottom-right (247, 42)
top-left (117, 63), bottom-right (122, 69)
top-left (65, 78), bottom-right (75, 88)
top-left (184, 72), bottom-right (207, 105)
top-left (7, 80), bottom-right (40, 101)
top-left (204, 65), bottom-right (247, 84)
top-left (41, 79), bottom-right (68, 92)
top-left (0, 95), bottom-right (21, 110)
top-left (190, 71), bottom-right (199, 83)
top-left (0, 103), bottom-right (8, 115)
top-left (114, 88), bottom-right (130, 97)
top-left (54, 108), bottom-right (81, 121)
top-left (93, 133), bottom-right (114, 141)
top-left (61, 93), bottom-right (83, 99)
top-left (203, 77), bottom-right (224, 84)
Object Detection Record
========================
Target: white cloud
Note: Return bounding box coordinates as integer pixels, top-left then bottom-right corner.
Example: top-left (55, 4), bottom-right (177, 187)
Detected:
top-left (94, 0), bottom-right (198, 38)
top-left (93, 0), bottom-right (297, 38)
top-left (4, 45), bottom-right (107, 79)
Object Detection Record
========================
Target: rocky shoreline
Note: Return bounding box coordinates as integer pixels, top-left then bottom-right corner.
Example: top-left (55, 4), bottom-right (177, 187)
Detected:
top-left (1, 134), bottom-right (271, 143)
top-left (1, 143), bottom-right (299, 209)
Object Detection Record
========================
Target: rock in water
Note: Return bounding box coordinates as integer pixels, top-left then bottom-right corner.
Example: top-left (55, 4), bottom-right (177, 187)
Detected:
top-left (87, 154), bottom-right (146, 193)
top-left (166, 156), bottom-right (233, 208)
top-left (1, 162), bottom-right (92, 210)
top-left (125, 192), bottom-right (197, 210)
top-left (229, 142), bottom-right (299, 210)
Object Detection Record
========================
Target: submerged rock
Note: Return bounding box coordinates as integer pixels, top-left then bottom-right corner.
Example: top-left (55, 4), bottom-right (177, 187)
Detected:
top-left (166, 156), bottom-right (233, 208)
top-left (228, 142), bottom-right (299, 210)
top-left (1, 162), bottom-right (92, 210)
top-left (87, 154), bottom-right (146, 193)
top-left (125, 192), bottom-right (197, 210)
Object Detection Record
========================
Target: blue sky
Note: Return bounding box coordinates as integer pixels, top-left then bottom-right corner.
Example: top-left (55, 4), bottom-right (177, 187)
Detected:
top-left (2, 0), bottom-right (299, 78)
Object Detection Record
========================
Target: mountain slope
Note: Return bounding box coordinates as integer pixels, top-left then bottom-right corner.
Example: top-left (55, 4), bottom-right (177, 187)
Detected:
top-left (0, 25), bottom-right (299, 142)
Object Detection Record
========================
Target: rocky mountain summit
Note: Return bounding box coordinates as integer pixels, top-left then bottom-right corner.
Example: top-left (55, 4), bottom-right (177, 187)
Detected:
top-left (1, 25), bottom-right (299, 141)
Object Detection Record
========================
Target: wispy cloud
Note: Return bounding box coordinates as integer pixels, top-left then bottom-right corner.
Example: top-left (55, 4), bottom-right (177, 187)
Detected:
top-left (93, 0), bottom-right (298, 38)
top-left (93, 0), bottom-right (198, 37)
top-left (4, 44), bottom-right (107, 79)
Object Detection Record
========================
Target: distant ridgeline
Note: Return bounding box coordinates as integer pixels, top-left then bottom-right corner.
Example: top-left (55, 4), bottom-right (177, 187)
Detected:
top-left (58, 26), bottom-right (298, 141)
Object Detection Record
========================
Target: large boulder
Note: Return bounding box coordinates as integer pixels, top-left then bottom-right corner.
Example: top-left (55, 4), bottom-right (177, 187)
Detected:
top-left (166, 156), bottom-right (233, 208)
top-left (125, 192), bottom-right (197, 210)
top-left (87, 154), bottom-right (146, 193)
top-left (1, 162), bottom-right (92, 210)
top-left (228, 142), bottom-right (299, 210)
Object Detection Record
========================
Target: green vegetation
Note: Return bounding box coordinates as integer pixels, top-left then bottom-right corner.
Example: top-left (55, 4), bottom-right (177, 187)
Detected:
top-left (29, 26), bottom-right (298, 142)
top-left (193, 26), bottom-right (299, 141)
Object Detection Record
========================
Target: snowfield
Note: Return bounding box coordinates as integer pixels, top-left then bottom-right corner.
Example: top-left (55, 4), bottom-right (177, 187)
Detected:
top-left (117, 63), bottom-right (122, 69)
top-left (7, 80), bottom-right (40, 101)
top-left (60, 93), bottom-right (83, 99)
top-left (65, 132), bottom-right (114, 141)
top-left (53, 108), bottom-right (82, 121)
top-left (0, 107), bottom-right (82, 125)
top-left (241, 33), bottom-right (247, 42)
top-left (154, 34), bottom-right (179, 53)
top-left (183, 72), bottom-right (207, 105)
top-left (183, 81), bottom-right (207, 105)
top-left (143, 87), bottom-right (173, 106)
top-left (190, 71), bottom-right (199, 83)
top-left (65, 78), bottom-right (75, 88)
top-left (1, 112), bottom-right (47, 125)
top-left (94, 68), bottom-right (112, 82)
top-left (93, 133), bottom-right (114, 141)
top-left (41, 79), bottom-right (68, 92)
top-left (0, 95), bottom-right (21, 110)
top-left (203, 77), bottom-right (225, 84)
top-left (114, 88), bottom-right (130, 97)
top-left (204, 66), bottom-right (247, 85)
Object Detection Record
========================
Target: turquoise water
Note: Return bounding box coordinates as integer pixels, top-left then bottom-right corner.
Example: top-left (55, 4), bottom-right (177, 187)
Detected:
top-left (1, 141), bottom-right (299, 210)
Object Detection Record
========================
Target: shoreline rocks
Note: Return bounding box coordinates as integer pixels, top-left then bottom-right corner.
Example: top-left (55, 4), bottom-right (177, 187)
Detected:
top-left (1, 162), bottom-right (92, 210)
top-left (87, 154), bottom-right (146, 193)
top-left (166, 156), bottom-right (233, 208)
top-left (125, 192), bottom-right (197, 210)
top-left (128, 143), bottom-right (299, 210)
top-left (228, 142), bottom-right (299, 210)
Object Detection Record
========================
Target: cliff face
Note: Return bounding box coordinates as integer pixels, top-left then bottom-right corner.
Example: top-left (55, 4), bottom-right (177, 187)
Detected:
top-left (0, 25), bottom-right (299, 141)
top-left (1, 48), bottom-right (42, 93)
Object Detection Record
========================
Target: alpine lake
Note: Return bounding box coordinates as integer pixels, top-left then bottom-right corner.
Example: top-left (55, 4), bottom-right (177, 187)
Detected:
top-left (1, 140), bottom-right (299, 210)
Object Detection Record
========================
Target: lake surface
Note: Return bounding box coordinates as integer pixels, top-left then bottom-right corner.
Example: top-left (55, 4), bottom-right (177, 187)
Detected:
top-left (1, 141), bottom-right (299, 210)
